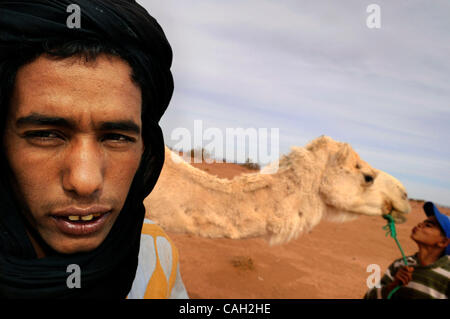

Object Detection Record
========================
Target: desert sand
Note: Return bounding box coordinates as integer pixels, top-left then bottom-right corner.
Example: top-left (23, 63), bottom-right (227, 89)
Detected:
top-left (163, 161), bottom-right (449, 299)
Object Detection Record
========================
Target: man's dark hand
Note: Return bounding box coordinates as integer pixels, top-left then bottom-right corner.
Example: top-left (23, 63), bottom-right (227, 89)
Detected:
top-left (393, 266), bottom-right (414, 286)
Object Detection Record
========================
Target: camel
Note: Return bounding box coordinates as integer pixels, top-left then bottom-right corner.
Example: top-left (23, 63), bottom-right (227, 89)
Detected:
top-left (144, 136), bottom-right (411, 245)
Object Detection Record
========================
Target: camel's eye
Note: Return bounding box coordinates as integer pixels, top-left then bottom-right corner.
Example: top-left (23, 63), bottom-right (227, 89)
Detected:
top-left (364, 174), bottom-right (374, 184)
top-left (355, 163), bottom-right (361, 169)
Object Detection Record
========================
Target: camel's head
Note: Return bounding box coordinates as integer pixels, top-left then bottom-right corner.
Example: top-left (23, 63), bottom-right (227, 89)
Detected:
top-left (315, 138), bottom-right (411, 223)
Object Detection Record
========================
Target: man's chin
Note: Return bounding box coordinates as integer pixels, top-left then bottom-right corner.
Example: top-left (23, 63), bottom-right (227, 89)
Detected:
top-left (50, 238), bottom-right (105, 255)
top-left (40, 231), bottom-right (108, 254)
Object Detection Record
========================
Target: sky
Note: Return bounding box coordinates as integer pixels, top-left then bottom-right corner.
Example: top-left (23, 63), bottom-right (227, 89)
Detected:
top-left (138, 0), bottom-right (450, 207)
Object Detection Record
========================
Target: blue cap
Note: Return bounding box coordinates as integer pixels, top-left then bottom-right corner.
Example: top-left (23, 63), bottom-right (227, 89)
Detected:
top-left (423, 202), bottom-right (450, 255)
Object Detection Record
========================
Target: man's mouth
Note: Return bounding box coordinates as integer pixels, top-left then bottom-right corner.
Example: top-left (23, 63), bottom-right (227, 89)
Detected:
top-left (61, 213), bottom-right (103, 222)
top-left (50, 206), bottom-right (112, 236)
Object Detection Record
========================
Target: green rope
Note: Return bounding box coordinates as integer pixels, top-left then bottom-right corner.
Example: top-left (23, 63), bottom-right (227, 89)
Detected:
top-left (382, 214), bottom-right (408, 299)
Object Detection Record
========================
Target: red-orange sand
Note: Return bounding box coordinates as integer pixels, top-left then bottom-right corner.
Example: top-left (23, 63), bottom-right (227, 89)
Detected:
top-left (164, 161), bottom-right (449, 299)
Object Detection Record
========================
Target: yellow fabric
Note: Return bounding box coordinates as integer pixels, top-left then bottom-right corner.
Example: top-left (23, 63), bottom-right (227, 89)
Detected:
top-left (141, 223), bottom-right (179, 299)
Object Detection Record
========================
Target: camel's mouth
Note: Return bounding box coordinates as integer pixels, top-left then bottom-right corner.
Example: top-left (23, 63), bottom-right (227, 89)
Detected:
top-left (387, 209), bottom-right (407, 224)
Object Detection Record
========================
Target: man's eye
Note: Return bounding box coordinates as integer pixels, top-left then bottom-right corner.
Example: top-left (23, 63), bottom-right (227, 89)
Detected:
top-left (102, 133), bottom-right (135, 143)
top-left (25, 131), bottom-right (58, 138)
top-left (24, 131), bottom-right (64, 144)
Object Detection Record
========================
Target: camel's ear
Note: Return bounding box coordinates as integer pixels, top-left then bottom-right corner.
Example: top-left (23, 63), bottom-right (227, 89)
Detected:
top-left (333, 144), bottom-right (351, 166)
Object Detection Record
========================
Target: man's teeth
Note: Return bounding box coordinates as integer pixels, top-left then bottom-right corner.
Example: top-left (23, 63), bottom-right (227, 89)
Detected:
top-left (67, 213), bottom-right (101, 221)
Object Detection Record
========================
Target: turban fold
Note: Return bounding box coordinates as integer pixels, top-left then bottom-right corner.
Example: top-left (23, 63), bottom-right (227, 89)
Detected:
top-left (0, 0), bottom-right (173, 298)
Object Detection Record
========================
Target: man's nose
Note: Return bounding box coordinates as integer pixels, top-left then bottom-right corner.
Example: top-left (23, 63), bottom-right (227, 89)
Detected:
top-left (62, 138), bottom-right (104, 197)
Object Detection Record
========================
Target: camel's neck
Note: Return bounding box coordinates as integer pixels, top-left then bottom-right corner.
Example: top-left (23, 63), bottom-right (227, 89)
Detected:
top-left (148, 148), bottom-right (327, 244)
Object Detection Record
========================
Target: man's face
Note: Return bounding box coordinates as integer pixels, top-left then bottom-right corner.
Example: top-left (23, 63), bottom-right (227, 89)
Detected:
top-left (411, 216), bottom-right (446, 247)
top-left (3, 54), bottom-right (144, 254)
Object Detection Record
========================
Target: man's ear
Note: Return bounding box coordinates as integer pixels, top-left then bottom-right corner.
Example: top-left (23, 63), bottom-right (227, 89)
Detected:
top-left (437, 237), bottom-right (450, 249)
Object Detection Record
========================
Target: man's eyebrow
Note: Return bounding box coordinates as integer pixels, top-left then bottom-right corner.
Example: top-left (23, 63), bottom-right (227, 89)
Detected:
top-left (16, 114), bottom-right (74, 128)
top-left (98, 121), bottom-right (141, 135)
top-left (425, 219), bottom-right (438, 226)
top-left (15, 114), bottom-right (141, 135)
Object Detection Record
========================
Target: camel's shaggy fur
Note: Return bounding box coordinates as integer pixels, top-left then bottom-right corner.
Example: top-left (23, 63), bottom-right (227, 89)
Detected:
top-left (144, 136), bottom-right (410, 245)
